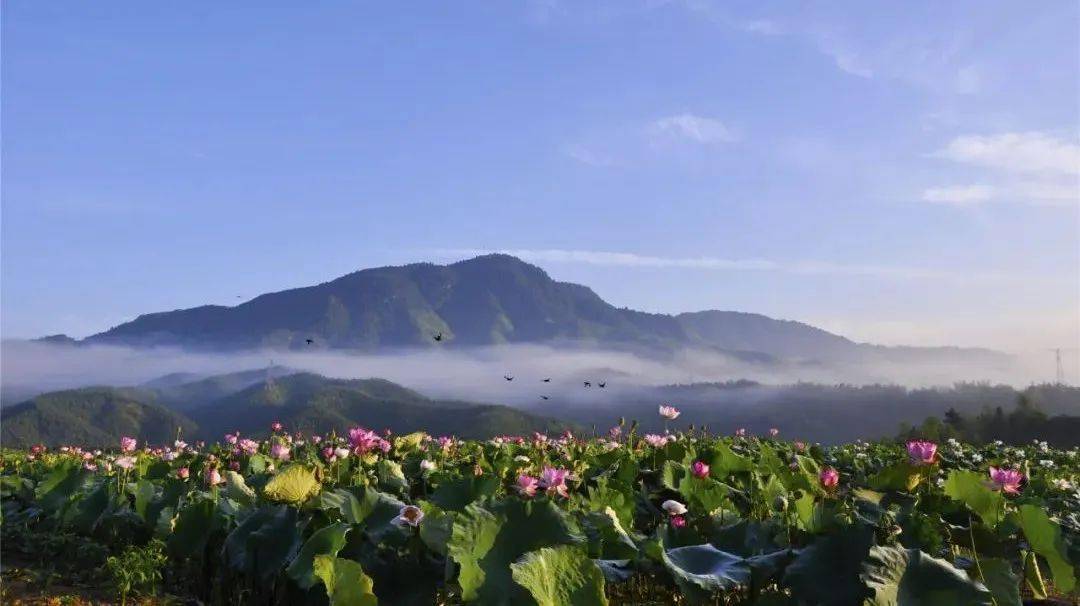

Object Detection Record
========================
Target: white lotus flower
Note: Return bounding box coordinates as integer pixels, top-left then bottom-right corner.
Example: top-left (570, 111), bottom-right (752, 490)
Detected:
top-left (661, 499), bottom-right (687, 516)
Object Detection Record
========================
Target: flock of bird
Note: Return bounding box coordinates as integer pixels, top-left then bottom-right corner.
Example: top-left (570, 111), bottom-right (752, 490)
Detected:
top-left (299, 332), bottom-right (608, 401)
top-left (501, 372), bottom-right (607, 400)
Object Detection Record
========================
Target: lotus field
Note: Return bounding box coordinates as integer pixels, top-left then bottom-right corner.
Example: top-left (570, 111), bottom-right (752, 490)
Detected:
top-left (2, 408), bottom-right (1079, 605)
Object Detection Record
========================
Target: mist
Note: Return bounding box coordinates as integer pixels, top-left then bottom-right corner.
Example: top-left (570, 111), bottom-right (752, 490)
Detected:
top-left (0, 339), bottom-right (1061, 407)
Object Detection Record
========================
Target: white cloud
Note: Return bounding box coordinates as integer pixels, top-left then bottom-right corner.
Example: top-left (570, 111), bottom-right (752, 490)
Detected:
top-left (739, 19), bottom-right (782, 36)
top-left (924, 132), bottom-right (1080, 208)
top-left (649, 114), bottom-right (737, 144)
top-left (932, 132), bottom-right (1080, 176)
top-left (562, 144), bottom-right (617, 167)
top-left (922, 182), bottom-right (1078, 207)
top-left (922, 185), bottom-right (995, 205)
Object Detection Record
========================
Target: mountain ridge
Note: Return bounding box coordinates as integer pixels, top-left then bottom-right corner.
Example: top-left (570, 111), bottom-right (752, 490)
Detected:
top-left (79, 254), bottom-right (1005, 363)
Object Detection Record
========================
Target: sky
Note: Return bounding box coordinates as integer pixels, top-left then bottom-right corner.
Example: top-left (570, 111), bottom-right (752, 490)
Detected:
top-left (2, 1), bottom-right (1078, 356)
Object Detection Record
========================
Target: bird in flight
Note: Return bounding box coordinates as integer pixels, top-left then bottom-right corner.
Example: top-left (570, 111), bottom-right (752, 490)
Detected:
top-left (504, 374), bottom-right (514, 381)
top-left (583, 381), bottom-right (591, 388)
top-left (433, 332), bottom-right (443, 342)
top-left (540, 395), bottom-right (550, 400)
top-left (598, 382), bottom-right (606, 388)
top-left (542, 378), bottom-right (551, 382)
top-left (305, 338), bottom-right (315, 345)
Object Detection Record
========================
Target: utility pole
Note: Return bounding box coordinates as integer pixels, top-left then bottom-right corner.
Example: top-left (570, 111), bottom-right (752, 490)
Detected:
top-left (1055, 348), bottom-right (1064, 384)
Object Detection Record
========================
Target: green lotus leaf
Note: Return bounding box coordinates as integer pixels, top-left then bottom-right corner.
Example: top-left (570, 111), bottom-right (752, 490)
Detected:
top-left (942, 470), bottom-right (1004, 528)
top-left (510, 546), bottom-right (608, 606)
top-left (287, 522), bottom-right (351, 589)
top-left (861, 545), bottom-right (992, 605)
top-left (1016, 504), bottom-right (1075, 594)
top-left (661, 543), bottom-right (751, 602)
top-left (262, 464), bottom-right (319, 505)
top-left (313, 555), bottom-right (378, 606)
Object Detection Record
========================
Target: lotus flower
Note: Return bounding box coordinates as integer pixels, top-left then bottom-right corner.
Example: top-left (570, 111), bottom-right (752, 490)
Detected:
top-left (205, 467), bottom-right (223, 486)
top-left (115, 456), bottom-right (136, 470)
top-left (670, 515), bottom-right (687, 528)
top-left (177, 467), bottom-right (190, 480)
top-left (321, 446), bottom-right (336, 461)
top-left (658, 405), bottom-right (681, 420)
top-left (516, 474), bottom-right (539, 497)
top-left (394, 505), bottom-right (425, 527)
top-left (349, 427), bottom-right (390, 455)
top-left (224, 433), bottom-right (239, 445)
top-left (819, 467), bottom-right (840, 489)
top-left (906, 440), bottom-right (938, 465)
top-left (120, 437), bottom-right (137, 453)
top-left (988, 467), bottom-right (1024, 494)
top-left (269, 442), bottom-right (291, 461)
top-left (735, 428), bottom-right (747, 437)
top-left (238, 439), bottom-right (259, 456)
top-left (540, 467), bottom-right (570, 498)
top-left (662, 499), bottom-right (688, 516)
top-left (643, 434), bottom-right (670, 448)
top-left (420, 459), bottom-right (436, 472)
top-left (271, 421), bottom-right (283, 432)
top-left (769, 428), bottom-right (780, 437)
top-left (691, 460), bottom-right (710, 479)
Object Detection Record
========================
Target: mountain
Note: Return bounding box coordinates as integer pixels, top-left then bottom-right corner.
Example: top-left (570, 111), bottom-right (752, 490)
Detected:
top-left (151, 366), bottom-right (294, 412)
top-left (0, 370), bottom-right (570, 447)
top-left (187, 372), bottom-right (570, 440)
top-left (1, 387), bottom-right (197, 448)
top-left (82, 254), bottom-right (1005, 363)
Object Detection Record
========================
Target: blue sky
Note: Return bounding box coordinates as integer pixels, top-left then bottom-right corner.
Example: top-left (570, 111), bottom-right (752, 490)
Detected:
top-left (2, 1), bottom-right (1077, 352)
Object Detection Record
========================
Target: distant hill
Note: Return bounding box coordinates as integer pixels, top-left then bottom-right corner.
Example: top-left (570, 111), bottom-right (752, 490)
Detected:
top-left (80, 254), bottom-right (1005, 365)
top-left (152, 366), bottom-right (294, 412)
top-left (187, 372), bottom-right (569, 440)
top-left (1, 387), bottom-right (196, 448)
top-left (0, 370), bottom-right (569, 447)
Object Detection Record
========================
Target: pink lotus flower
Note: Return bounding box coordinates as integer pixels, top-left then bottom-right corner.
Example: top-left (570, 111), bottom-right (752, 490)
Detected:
top-left (271, 421), bottom-right (283, 432)
top-left (643, 434), bottom-right (670, 448)
top-left (115, 456), bottom-right (136, 470)
top-left (224, 433), bottom-right (239, 445)
top-left (658, 405), bottom-right (681, 420)
top-left (670, 515), bottom-right (687, 528)
top-left (177, 467), bottom-right (190, 480)
top-left (269, 443), bottom-right (291, 461)
top-left (394, 505), bottom-right (425, 528)
top-left (349, 427), bottom-right (390, 455)
top-left (120, 437), bottom-right (137, 453)
top-left (205, 468), bottom-right (223, 486)
top-left (608, 426), bottom-right (622, 438)
top-left (735, 428), bottom-right (747, 437)
top-left (539, 467), bottom-right (570, 498)
top-left (322, 446), bottom-right (336, 461)
top-left (437, 436), bottom-right (455, 451)
top-left (691, 460), bottom-right (710, 479)
top-left (769, 428), bottom-right (780, 437)
top-left (819, 467), bottom-right (840, 489)
top-left (83, 462), bottom-right (97, 471)
top-left (988, 467), bottom-right (1024, 494)
top-left (906, 440), bottom-right (938, 466)
top-left (794, 441), bottom-right (806, 452)
top-left (516, 474), bottom-right (539, 497)
top-left (228, 460), bottom-right (241, 471)
top-left (238, 439), bottom-right (259, 456)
